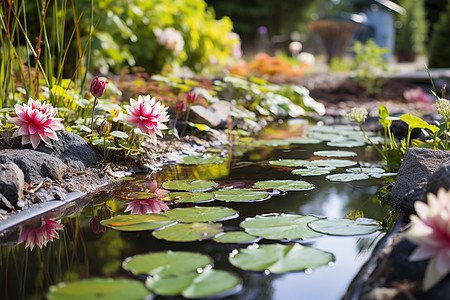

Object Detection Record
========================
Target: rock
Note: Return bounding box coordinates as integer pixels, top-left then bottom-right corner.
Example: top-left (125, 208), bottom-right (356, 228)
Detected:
top-left (426, 159), bottom-right (450, 196)
top-left (388, 148), bottom-right (450, 215)
top-left (189, 101), bottom-right (231, 128)
top-left (0, 162), bottom-right (25, 209)
top-left (33, 185), bottom-right (68, 203)
top-left (0, 149), bottom-right (67, 183)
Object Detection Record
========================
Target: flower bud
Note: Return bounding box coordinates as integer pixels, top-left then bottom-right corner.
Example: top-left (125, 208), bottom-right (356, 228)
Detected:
top-left (175, 101), bottom-right (185, 114)
top-left (97, 119), bottom-right (112, 135)
top-left (90, 76), bottom-right (107, 98)
top-left (187, 92), bottom-right (196, 104)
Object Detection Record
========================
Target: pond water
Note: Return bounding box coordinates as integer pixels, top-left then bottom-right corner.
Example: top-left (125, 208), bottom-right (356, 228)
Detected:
top-left (0, 121), bottom-right (392, 300)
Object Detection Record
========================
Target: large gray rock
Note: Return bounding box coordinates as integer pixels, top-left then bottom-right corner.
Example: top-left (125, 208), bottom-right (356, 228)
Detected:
top-left (426, 159), bottom-right (450, 196)
top-left (0, 162), bottom-right (24, 210)
top-left (388, 148), bottom-right (450, 215)
top-left (189, 101), bottom-right (231, 129)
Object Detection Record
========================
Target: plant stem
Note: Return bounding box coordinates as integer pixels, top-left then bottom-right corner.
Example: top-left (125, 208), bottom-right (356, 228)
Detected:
top-left (358, 123), bottom-right (386, 161)
top-left (180, 105), bottom-right (191, 137)
top-left (90, 97), bottom-right (98, 142)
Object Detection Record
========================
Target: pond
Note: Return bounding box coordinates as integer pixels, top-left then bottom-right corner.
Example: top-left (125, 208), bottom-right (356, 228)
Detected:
top-left (0, 121), bottom-right (394, 300)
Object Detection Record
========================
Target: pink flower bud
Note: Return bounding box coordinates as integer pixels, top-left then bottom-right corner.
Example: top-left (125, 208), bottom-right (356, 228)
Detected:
top-left (175, 101), bottom-right (185, 114)
top-left (187, 92), bottom-right (196, 104)
top-left (90, 76), bottom-right (107, 98)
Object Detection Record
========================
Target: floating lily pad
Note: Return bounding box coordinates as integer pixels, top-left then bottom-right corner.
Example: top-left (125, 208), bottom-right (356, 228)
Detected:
top-left (47, 278), bottom-right (150, 300)
top-left (153, 222), bottom-right (223, 242)
top-left (213, 232), bottom-right (261, 244)
top-left (229, 243), bottom-right (334, 273)
top-left (213, 189), bottom-right (271, 202)
top-left (285, 137), bottom-right (322, 144)
top-left (313, 150), bottom-right (357, 158)
top-left (100, 214), bottom-right (175, 231)
top-left (163, 206), bottom-right (238, 223)
top-left (308, 218), bottom-right (381, 236)
top-left (326, 140), bottom-right (366, 148)
top-left (292, 168), bottom-right (333, 176)
top-left (369, 172), bottom-right (397, 178)
top-left (253, 180), bottom-right (315, 191)
top-left (325, 173), bottom-right (369, 182)
top-left (252, 139), bottom-right (291, 147)
top-left (240, 214), bottom-right (322, 240)
top-left (166, 192), bottom-right (214, 204)
top-left (304, 159), bottom-right (358, 168)
top-left (123, 251), bottom-right (212, 277)
top-left (162, 180), bottom-right (217, 192)
top-left (181, 155), bottom-right (225, 165)
top-left (346, 167), bottom-right (385, 174)
top-left (145, 269), bottom-right (241, 298)
top-left (115, 191), bottom-right (158, 200)
top-left (269, 159), bottom-right (308, 167)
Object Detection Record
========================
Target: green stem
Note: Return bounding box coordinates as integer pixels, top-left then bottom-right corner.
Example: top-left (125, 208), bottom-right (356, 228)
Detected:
top-left (358, 123), bottom-right (386, 161)
top-left (181, 105), bottom-right (191, 137)
top-left (90, 97), bottom-right (98, 143)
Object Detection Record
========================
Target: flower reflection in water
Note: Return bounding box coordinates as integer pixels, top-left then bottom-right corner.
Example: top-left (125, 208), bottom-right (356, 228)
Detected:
top-left (19, 218), bottom-right (64, 250)
top-left (125, 199), bottom-right (170, 214)
top-left (90, 206), bottom-right (111, 234)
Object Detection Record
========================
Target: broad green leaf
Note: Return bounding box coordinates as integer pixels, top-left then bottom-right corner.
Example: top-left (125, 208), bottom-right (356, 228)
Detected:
top-left (153, 222), bottom-right (223, 242)
top-left (240, 214), bottom-right (322, 240)
top-left (213, 231), bottom-right (261, 244)
top-left (304, 159), bottom-right (358, 168)
top-left (346, 167), bottom-right (385, 174)
top-left (181, 155), bottom-right (224, 165)
top-left (166, 192), bottom-right (214, 203)
top-left (109, 131), bottom-right (128, 139)
top-left (100, 214), bottom-right (175, 231)
top-left (163, 206), bottom-right (238, 223)
top-left (400, 113), bottom-right (439, 133)
top-left (229, 243), bottom-right (334, 273)
top-left (145, 269), bottom-right (241, 298)
top-left (117, 191), bottom-right (157, 200)
top-left (47, 278), bottom-right (149, 300)
top-left (252, 180), bottom-right (314, 191)
top-left (326, 140), bottom-right (367, 147)
top-left (313, 150), bottom-right (357, 158)
top-left (251, 139), bottom-right (291, 147)
top-left (308, 218), bottom-right (381, 236)
top-left (213, 189), bottom-right (271, 202)
top-left (325, 173), bottom-right (369, 182)
top-left (285, 137), bottom-right (322, 144)
top-left (269, 159), bottom-right (309, 167)
top-left (123, 251), bottom-right (212, 277)
top-left (292, 167), bottom-right (333, 176)
top-left (162, 180), bottom-right (217, 192)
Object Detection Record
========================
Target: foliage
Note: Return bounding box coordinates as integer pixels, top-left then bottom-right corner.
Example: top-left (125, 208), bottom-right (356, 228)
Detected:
top-left (428, 0), bottom-right (450, 68)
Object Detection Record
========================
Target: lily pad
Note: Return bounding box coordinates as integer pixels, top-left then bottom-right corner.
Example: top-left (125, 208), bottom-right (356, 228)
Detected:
top-left (47, 278), bottom-right (150, 300)
top-left (326, 140), bottom-right (367, 148)
top-left (308, 218), bottom-right (381, 236)
top-left (163, 206), bottom-right (238, 223)
top-left (313, 150), bottom-right (357, 158)
top-left (229, 243), bottom-right (334, 273)
top-left (213, 232), bottom-right (261, 244)
top-left (162, 180), bottom-right (217, 192)
top-left (115, 191), bottom-right (157, 200)
top-left (181, 155), bottom-right (225, 165)
top-left (346, 167), bottom-right (385, 174)
top-left (100, 214), bottom-right (175, 231)
top-left (253, 180), bottom-right (315, 191)
top-left (240, 214), bottom-right (322, 240)
top-left (213, 189), bottom-right (271, 202)
top-left (252, 139), bottom-right (291, 147)
top-left (292, 168), bottom-right (333, 176)
top-left (285, 137), bottom-right (322, 144)
top-left (123, 251), bottom-right (212, 277)
top-left (269, 159), bottom-right (308, 167)
top-left (166, 192), bottom-right (214, 204)
top-left (145, 269), bottom-right (241, 298)
top-left (153, 222), bottom-right (223, 242)
top-left (304, 159), bottom-right (358, 168)
top-left (325, 173), bottom-right (369, 182)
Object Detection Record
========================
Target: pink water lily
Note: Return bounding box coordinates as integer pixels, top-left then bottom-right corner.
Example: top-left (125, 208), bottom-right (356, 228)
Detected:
top-left (124, 199), bottom-right (170, 214)
top-left (19, 219), bottom-right (64, 251)
top-left (11, 98), bottom-right (64, 149)
top-left (123, 95), bottom-right (169, 144)
top-left (406, 188), bottom-right (450, 291)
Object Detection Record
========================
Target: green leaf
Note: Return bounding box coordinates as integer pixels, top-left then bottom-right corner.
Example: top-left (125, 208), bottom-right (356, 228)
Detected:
top-left (153, 222), bottom-right (223, 242)
top-left (162, 180), bottom-right (217, 192)
top-left (269, 159), bottom-right (309, 167)
top-left (109, 131), bottom-right (129, 139)
top-left (213, 231), bottom-right (261, 244)
top-left (304, 159), bottom-right (358, 168)
top-left (163, 206), bottom-right (238, 223)
top-left (100, 214), bottom-right (175, 231)
top-left (181, 155), bottom-right (225, 165)
top-left (400, 113), bottom-right (439, 133)
top-left (292, 167), bottom-right (333, 176)
top-left (229, 243), bottom-right (334, 273)
top-left (326, 140), bottom-right (367, 147)
top-left (346, 167), bottom-right (385, 174)
top-left (252, 180), bottom-right (315, 191)
top-left (123, 251), bottom-right (212, 277)
top-left (47, 278), bottom-right (150, 300)
top-left (325, 173), bottom-right (369, 182)
top-left (313, 150), bottom-right (357, 158)
top-left (213, 189), bottom-right (271, 202)
top-left (251, 139), bottom-right (291, 147)
top-left (285, 137), bottom-right (322, 144)
top-left (308, 218), bottom-right (381, 236)
top-left (166, 192), bottom-right (214, 203)
top-left (240, 214), bottom-right (322, 240)
top-left (145, 269), bottom-right (241, 298)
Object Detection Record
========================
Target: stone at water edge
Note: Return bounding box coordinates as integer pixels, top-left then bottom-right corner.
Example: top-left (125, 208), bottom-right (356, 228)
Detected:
top-left (426, 159), bottom-right (450, 196)
top-left (0, 162), bottom-right (24, 211)
top-left (189, 101), bottom-right (231, 129)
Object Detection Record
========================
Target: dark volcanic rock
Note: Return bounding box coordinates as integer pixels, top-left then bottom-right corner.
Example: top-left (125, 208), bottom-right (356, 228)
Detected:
top-left (0, 162), bottom-right (25, 210)
top-left (426, 159), bottom-right (450, 196)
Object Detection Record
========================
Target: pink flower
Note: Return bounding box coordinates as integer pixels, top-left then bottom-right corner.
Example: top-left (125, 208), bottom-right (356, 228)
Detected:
top-left (406, 188), bottom-right (450, 291)
top-left (123, 95), bottom-right (169, 144)
top-left (157, 28), bottom-right (184, 54)
top-left (19, 219), bottom-right (64, 251)
top-left (11, 98), bottom-right (65, 149)
top-left (143, 180), bottom-right (169, 198)
top-left (90, 76), bottom-right (107, 98)
top-left (175, 101), bottom-right (185, 114)
top-left (124, 199), bottom-right (170, 214)
top-left (403, 88), bottom-right (433, 103)
top-left (186, 92), bottom-right (196, 105)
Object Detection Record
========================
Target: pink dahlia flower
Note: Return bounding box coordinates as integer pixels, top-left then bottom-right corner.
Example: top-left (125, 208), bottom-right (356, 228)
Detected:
top-left (123, 95), bottom-right (169, 144)
top-left (19, 219), bottom-right (64, 251)
top-left (406, 188), bottom-right (450, 291)
top-left (124, 199), bottom-right (170, 214)
top-left (11, 98), bottom-right (64, 149)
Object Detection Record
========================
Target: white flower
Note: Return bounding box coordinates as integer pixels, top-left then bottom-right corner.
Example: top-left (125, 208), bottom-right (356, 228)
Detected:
top-left (157, 28), bottom-right (184, 54)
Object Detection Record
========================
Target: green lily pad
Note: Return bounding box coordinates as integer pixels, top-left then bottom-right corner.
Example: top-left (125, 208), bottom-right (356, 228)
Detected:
top-left (213, 231), bottom-right (261, 244)
top-left (153, 222), bottom-right (223, 242)
top-left (253, 180), bottom-right (315, 191)
top-left (121, 191), bottom-right (158, 200)
top-left (229, 243), bottom-right (334, 273)
top-left (346, 167), bottom-right (385, 174)
top-left (145, 269), bottom-right (241, 298)
top-left (162, 180), bottom-right (217, 192)
top-left (292, 167), bottom-right (333, 176)
top-left (269, 159), bottom-right (309, 167)
top-left (47, 278), bottom-right (150, 300)
top-left (325, 173), bottom-right (370, 182)
top-left (313, 150), bottom-right (357, 158)
top-left (163, 206), bottom-right (238, 223)
top-left (308, 218), bottom-right (381, 236)
top-left (252, 139), bottom-right (291, 147)
top-left (100, 214), bottom-right (175, 231)
top-left (304, 159), bottom-right (358, 168)
top-left (285, 137), bottom-right (322, 144)
top-left (240, 214), bottom-right (322, 240)
top-left (213, 189), bottom-right (271, 202)
top-left (123, 251), bottom-right (212, 277)
top-left (166, 192), bottom-right (214, 204)
top-left (369, 172), bottom-right (397, 178)
top-left (181, 155), bottom-right (225, 165)
top-left (326, 140), bottom-right (367, 148)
